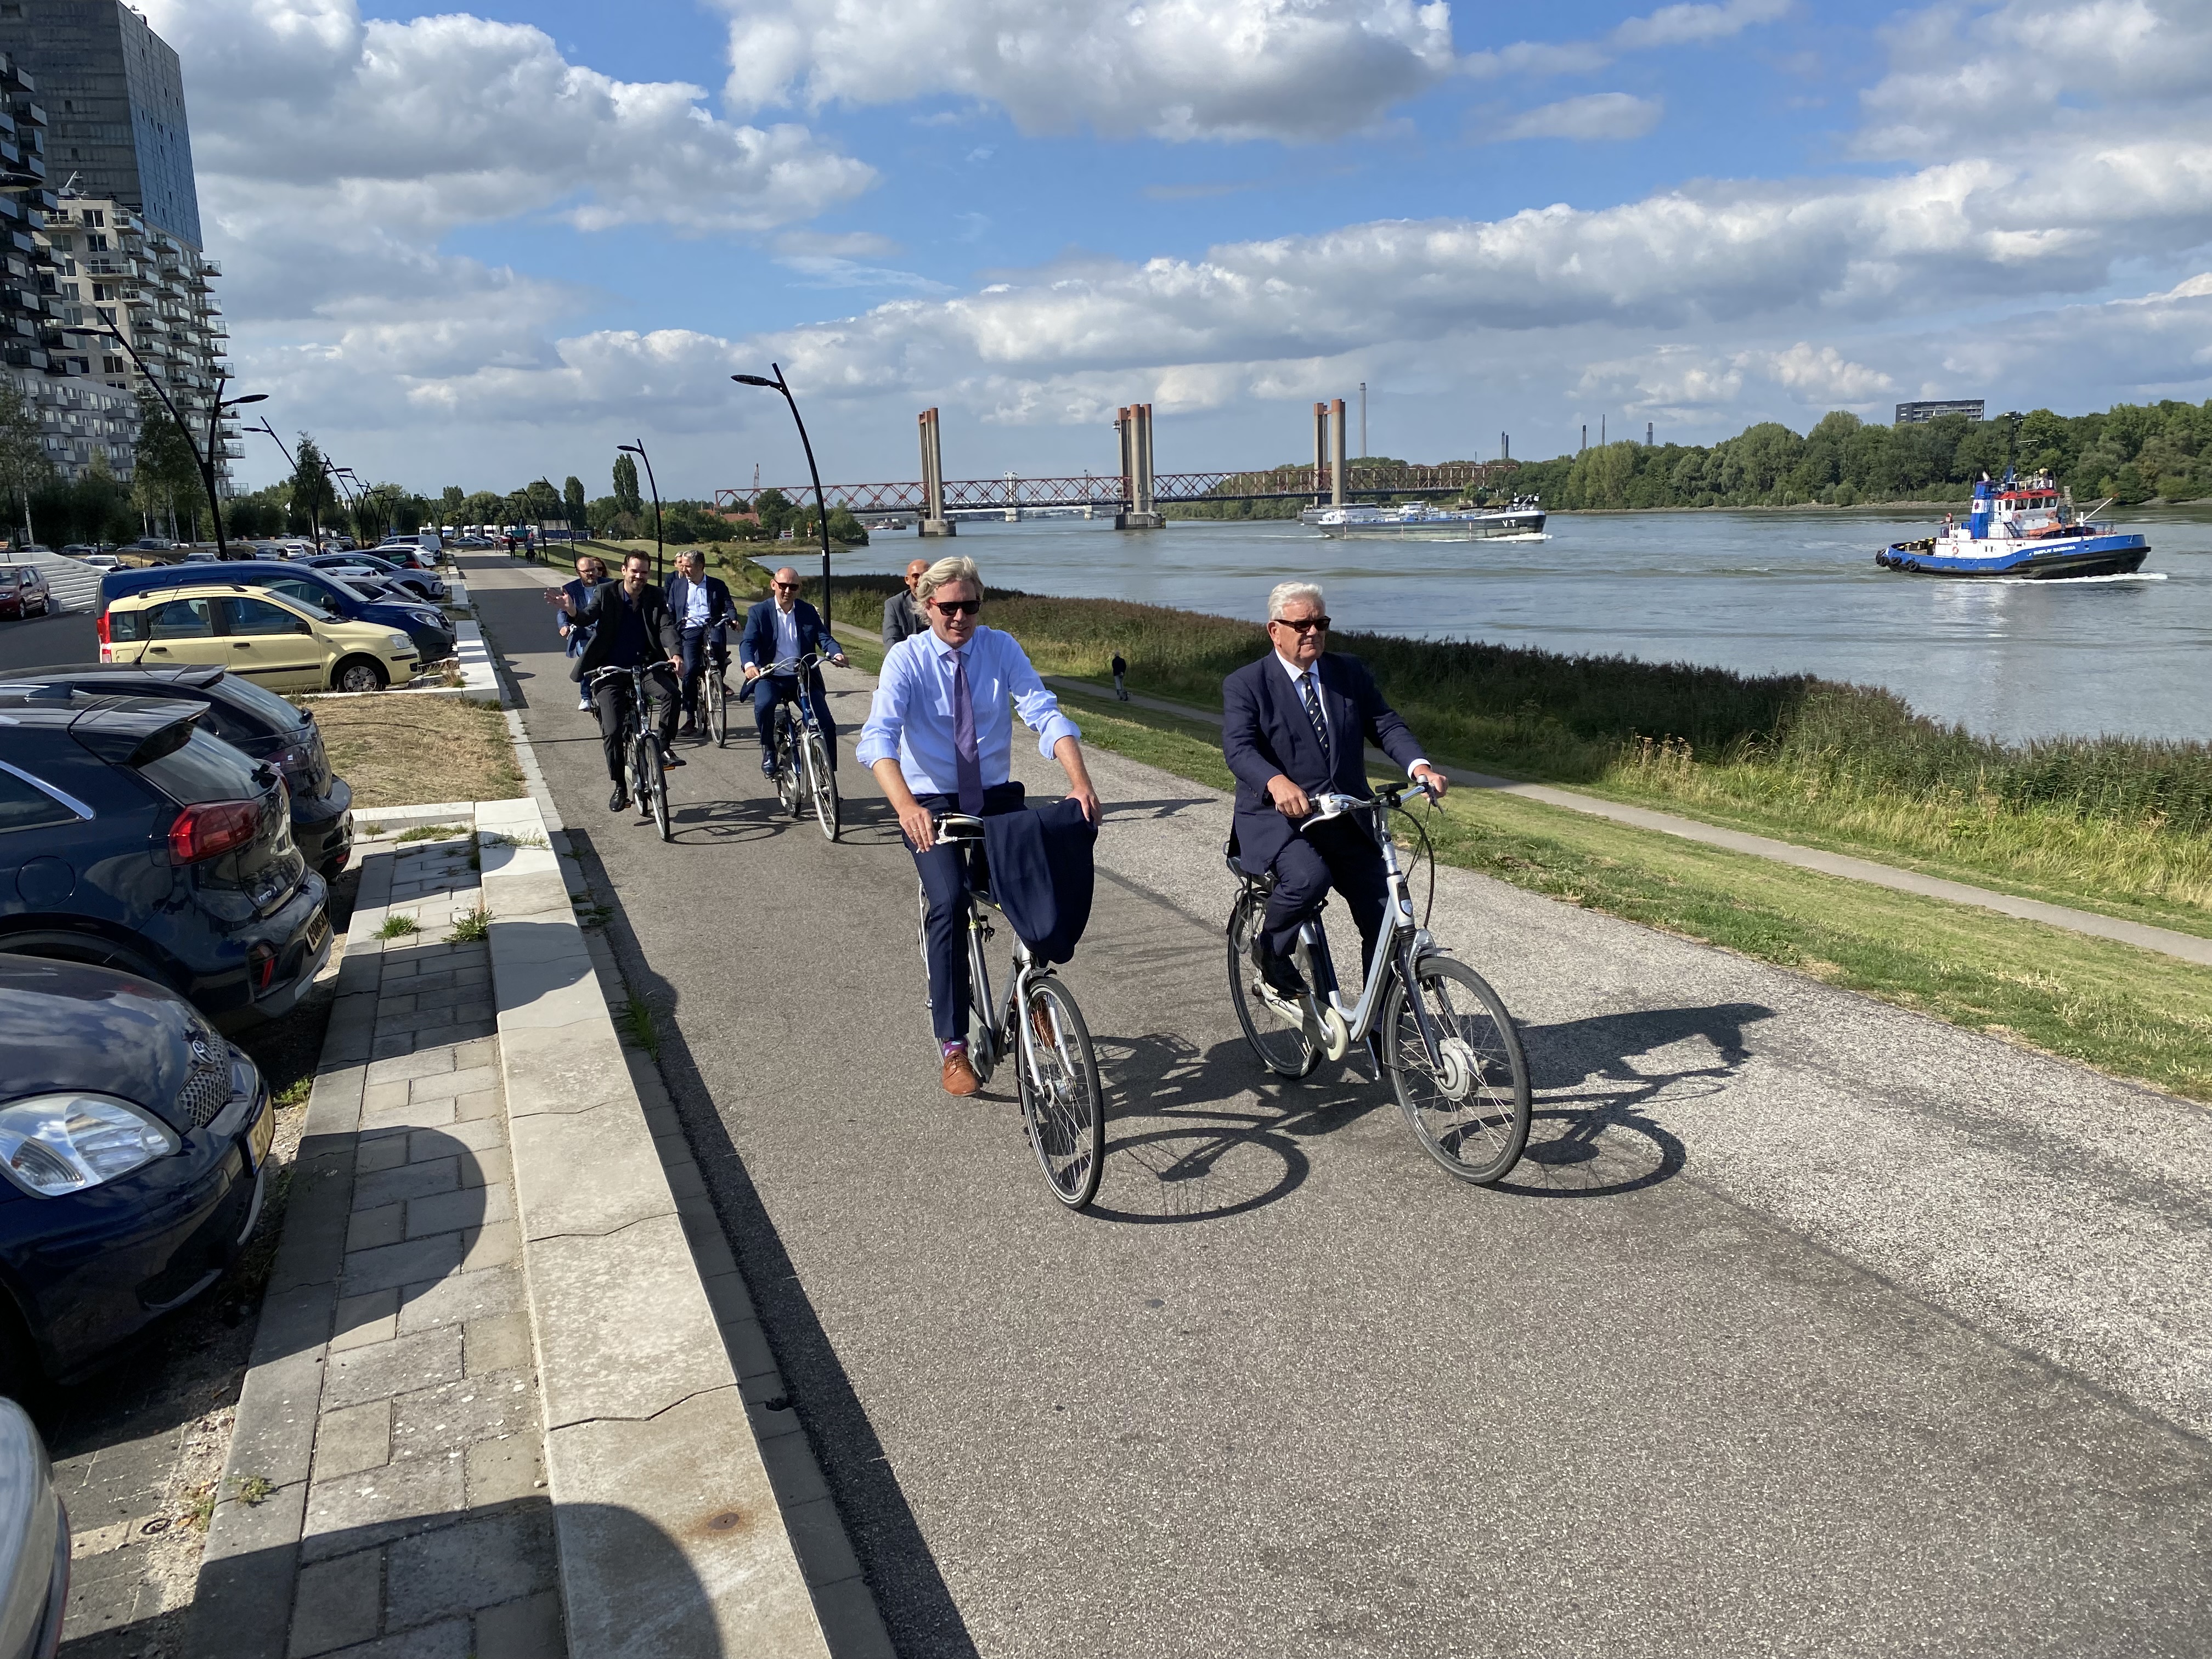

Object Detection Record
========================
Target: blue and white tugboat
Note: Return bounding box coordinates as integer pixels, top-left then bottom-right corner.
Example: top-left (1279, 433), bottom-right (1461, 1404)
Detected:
top-left (1876, 471), bottom-right (2148, 578)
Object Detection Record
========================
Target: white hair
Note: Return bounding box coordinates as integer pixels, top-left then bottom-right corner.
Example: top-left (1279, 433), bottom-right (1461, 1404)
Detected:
top-left (1268, 580), bottom-right (1325, 620)
top-left (917, 555), bottom-right (983, 604)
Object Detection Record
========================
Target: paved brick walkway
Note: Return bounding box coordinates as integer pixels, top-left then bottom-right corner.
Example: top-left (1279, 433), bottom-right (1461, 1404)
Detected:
top-left (194, 828), bottom-right (566, 1659)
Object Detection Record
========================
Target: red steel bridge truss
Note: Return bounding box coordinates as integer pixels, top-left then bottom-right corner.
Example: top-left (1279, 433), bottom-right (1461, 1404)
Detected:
top-left (713, 460), bottom-right (1519, 516)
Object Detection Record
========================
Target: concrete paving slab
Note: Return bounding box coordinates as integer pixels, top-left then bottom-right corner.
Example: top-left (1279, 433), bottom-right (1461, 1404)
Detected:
top-left (509, 1101), bottom-right (671, 1239)
top-left (526, 1216), bottom-right (731, 1427)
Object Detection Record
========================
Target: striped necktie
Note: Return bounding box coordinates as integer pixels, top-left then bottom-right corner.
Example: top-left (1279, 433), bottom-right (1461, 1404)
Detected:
top-left (1299, 669), bottom-right (1330, 763)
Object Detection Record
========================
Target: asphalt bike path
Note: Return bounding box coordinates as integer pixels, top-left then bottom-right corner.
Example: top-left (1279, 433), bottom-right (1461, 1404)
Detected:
top-left (469, 555), bottom-right (2210, 1659)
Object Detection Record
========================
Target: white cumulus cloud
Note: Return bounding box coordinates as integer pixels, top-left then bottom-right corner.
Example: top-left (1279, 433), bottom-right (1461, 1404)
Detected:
top-left (714, 0), bottom-right (1459, 140)
top-left (1496, 93), bottom-right (1664, 142)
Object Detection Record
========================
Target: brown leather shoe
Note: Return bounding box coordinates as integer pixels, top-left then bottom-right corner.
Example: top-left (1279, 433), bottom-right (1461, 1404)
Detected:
top-left (941, 1049), bottom-right (980, 1097)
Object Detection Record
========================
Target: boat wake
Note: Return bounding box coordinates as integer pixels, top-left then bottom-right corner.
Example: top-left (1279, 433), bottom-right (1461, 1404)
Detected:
top-left (1984, 571), bottom-right (2168, 586)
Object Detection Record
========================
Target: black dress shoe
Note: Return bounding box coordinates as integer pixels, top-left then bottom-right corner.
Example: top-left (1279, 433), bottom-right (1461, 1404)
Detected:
top-left (659, 743), bottom-right (686, 769)
top-left (1250, 936), bottom-right (1304, 997)
top-left (608, 787), bottom-right (629, 812)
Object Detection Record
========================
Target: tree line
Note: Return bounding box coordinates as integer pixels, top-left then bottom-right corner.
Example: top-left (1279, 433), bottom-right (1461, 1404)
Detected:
top-left (1510, 399), bottom-right (2212, 511)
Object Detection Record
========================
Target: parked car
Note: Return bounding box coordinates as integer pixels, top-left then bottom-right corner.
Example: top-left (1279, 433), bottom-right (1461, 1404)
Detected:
top-left (0, 952), bottom-right (274, 1394)
top-left (101, 585), bottom-right (418, 695)
top-left (0, 668), bottom-right (353, 878)
top-left (0, 568), bottom-right (50, 621)
top-left (304, 552), bottom-right (447, 603)
top-left (0, 693), bottom-right (330, 1027)
top-left (0, 1396), bottom-right (67, 1652)
top-left (96, 561), bottom-right (455, 667)
top-left (76, 554), bottom-right (121, 571)
top-left (125, 539), bottom-right (182, 557)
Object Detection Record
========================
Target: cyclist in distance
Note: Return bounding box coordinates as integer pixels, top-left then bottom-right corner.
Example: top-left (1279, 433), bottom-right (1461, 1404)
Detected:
top-left (665, 550), bottom-right (737, 740)
top-left (858, 554), bottom-right (1101, 1097)
top-left (739, 566), bottom-right (848, 778)
top-left (555, 551), bottom-right (686, 811)
top-left (1222, 580), bottom-right (1447, 998)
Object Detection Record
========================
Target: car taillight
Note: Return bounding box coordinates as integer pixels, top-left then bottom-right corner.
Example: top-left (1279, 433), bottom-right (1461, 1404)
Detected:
top-left (169, 799), bottom-right (262, 864)
top-left (247, 942), bottom-right (278, 991)
top-left (95, 611), bottom-right (110, 644)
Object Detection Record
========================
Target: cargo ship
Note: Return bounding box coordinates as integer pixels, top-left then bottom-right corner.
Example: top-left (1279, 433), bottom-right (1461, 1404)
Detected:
top-left (1300, 495), bottom-right (1545, 540)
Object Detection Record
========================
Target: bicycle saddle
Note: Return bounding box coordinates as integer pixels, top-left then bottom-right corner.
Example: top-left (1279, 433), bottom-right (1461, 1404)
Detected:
top-left (1222, 831), bottom-right (1275, 893)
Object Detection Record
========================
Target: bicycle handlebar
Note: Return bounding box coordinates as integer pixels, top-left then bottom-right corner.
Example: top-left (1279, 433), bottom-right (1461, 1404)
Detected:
top-left (747, 651), bottom-right (842, 677)
top-left (1299, 779), bottom-right (1438, 831)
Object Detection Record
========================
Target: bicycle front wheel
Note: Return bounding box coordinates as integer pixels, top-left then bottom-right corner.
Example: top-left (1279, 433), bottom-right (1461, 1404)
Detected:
top-left (1018, 975), bottom-right (1104, 1209)
top-left (1384, 956), bottom-right (1531, 1185)
top-left (804, 731), bottom-right (841, 842)
top-left (638, 735), bottom-right (672, 842)
top-left (1226, 891), bottom-right (1319, 1079)
top-left (707, 671), bottom-right (728, 747)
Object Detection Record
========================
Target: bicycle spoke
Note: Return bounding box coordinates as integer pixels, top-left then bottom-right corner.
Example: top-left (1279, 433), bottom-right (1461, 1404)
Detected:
top-left (1387, 958), bottom-right (1531, 1185)
top-left (1019, 978), bottom-right (1103, 1207)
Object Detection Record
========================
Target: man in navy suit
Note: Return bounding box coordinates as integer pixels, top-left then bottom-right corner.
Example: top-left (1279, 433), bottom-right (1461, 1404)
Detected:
top-left (740, 566), bottom-right (849, 777)
top-left (1221, 580), bottom-right (1447, 996)
top-left (663, 550), bottom-right (736, 736)
top-left (555, 552), bottom-right (607, 712)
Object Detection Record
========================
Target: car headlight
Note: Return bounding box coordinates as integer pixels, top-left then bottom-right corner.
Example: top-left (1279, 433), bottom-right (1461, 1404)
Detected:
top-left (409, 610), bottom-right (441, 628)
top-left (0, 1094), bottom-right (180, 1196)
top-left (387, 633), bottom-right (415, 652)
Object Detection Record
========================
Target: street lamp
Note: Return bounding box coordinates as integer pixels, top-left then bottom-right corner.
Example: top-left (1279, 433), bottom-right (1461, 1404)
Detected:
top-left (87, 323), bottom-right (262, 555)
top-left (731, 365), bottom-right (834, 622)
top-left (615, 443), bottom-right (662, 582)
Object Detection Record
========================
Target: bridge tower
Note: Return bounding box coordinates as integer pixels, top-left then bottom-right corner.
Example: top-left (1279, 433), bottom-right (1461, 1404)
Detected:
top-left (918, 408), bottom-right (955, 537)
top-left (1331, 397), bottom-right (1347, 507)
top-left (1312, 402), bottom-right (1328, 503)
top-left (1115, 403), bottom-right (1163, 530)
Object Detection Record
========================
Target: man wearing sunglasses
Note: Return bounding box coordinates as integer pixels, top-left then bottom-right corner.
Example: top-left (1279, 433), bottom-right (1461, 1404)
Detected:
top-left (1222, 580), bottom-right (1446, 999)
top-left (859, 555), bottom-right (1101, 1097)
top-left (740, 566), bottom-right (849, 778)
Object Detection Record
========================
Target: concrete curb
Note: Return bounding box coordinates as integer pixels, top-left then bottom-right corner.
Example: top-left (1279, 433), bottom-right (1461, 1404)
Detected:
top-left (1045, 675), bottom-right (2212, 969)
top-left (478, 797), bottom-right (831, 1658)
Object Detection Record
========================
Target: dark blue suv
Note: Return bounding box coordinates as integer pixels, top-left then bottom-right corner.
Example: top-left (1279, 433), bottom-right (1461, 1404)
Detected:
top-left (97, 561), bottom-right (454, 665)
top-left (0, 694), bottom-right (331, 1029)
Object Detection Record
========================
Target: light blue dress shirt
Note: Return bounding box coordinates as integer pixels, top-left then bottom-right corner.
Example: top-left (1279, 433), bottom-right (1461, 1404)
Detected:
top-left (858, 625), bottom-right (1080, 795)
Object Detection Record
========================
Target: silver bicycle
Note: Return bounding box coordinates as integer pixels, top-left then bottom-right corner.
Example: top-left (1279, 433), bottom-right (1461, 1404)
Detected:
top-left (753, 653), bottom-right (839, 841)
top-left (1224, 783), bottom-right (1532, 1184)
top-left (916, 812), bottom-right (1104, 1209)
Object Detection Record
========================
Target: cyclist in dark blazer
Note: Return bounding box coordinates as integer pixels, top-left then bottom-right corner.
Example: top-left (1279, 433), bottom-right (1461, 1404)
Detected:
top-left (1221, 579), bottom-right (1445, 995)
top-left (558, 552), bottom-right (685, 810)
top-left (740, 567), bottom-right (848, 776)
top-left (663, 550), bottom-right (736, 734)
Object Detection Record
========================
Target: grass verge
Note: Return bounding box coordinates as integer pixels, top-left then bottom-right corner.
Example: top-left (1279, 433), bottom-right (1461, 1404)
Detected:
top-left (1049, 681), bottom-right (2212, 1103)
top-left (309, 695), bottom-right (524, 809)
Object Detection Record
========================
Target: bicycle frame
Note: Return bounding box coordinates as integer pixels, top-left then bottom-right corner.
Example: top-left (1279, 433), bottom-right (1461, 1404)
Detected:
top-left (936, 814), bottom-right (1054, 1080)
top-left (755, 653), bottom-right (829, 737)
top-left (1282, 790), bottom-right (1446, 1069)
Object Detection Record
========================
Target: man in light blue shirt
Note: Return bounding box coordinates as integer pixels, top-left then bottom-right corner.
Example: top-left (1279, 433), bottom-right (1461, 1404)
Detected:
top-left (859, 554), bottom-right (1100, 1097)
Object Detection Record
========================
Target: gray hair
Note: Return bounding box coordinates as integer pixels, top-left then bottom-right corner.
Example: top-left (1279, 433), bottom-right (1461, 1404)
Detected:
top-left (917, 555), bottom-right (983, 605)
top-left (1268, 580), bottom-right (1325, 620)
top-left (676, 549), bottom-right (704, 568)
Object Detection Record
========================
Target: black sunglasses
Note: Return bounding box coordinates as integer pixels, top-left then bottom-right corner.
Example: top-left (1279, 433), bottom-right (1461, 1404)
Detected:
top-left (1272, 615), bottom-right (1330, 633)
top-left (931, 597), bottom-right (981, 616)
top-left (772, 580), bottom-right (799, 590)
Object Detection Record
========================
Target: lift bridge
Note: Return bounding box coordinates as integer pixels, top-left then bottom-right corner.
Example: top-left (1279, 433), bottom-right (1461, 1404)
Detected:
top-left (713, 400), bottom-right (1519, 532)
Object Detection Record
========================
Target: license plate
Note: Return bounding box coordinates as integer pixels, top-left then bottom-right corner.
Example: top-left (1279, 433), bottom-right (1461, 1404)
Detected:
top-left (306, 910), bottom-right (330, 955)
top-left (245, 1097), bottom-right (275, 1172)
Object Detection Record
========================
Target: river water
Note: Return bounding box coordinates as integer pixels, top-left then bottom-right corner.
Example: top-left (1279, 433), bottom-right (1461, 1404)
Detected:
top-left (840, 506), bottom-right (2212, 746)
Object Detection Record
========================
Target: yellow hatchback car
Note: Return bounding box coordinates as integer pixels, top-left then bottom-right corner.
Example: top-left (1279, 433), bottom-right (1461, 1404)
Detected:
top-left (103, 583), bottom-right (419, 693)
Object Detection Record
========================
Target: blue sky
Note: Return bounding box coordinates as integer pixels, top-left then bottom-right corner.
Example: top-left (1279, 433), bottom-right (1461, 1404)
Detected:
top-left (148, 0), bottom-right (2212, 498)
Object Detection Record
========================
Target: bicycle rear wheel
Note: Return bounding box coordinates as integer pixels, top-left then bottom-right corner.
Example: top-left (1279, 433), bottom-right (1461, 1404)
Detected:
top-left (1226, 890), bottom-right (1319, 1079)
top-left (1017, 975), bottom-right (1104, 1209)
top-left (1384, 956), bottom-right (1530, 1184)
top-left (637, 734), bottom-right (672, 842)
top-left (774, 710), bottom-right (802, 816)
top-left (804, 730), bottom-right (840, 841)
top-left (707, 670), bottom-right (728, 747)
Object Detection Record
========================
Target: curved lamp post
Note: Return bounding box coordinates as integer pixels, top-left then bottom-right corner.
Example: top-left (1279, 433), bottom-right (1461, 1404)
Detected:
top-left (732, 365), bottom-right (834, 622)
top-left (616, 442), bottom-right (663, 582)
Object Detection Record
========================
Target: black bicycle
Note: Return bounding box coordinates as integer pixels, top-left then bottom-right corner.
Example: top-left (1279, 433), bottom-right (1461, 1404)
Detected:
top-left (752, 652), bottom-right (839, 842)
top-left (699, 639), bottom-right (731, 748)
top-left (915, 812), bottom-right (1105, 1209)
top-left (589, 663), bottom-right (673, 842)
top-left (1224, 783), bottom-right (1531, 1184)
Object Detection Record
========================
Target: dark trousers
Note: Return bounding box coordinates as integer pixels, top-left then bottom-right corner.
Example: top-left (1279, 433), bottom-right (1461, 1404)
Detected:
top-left (678, 627), bottom-right (726, 720)
top-left (592, 668), bottom-right (678, 785)
top-left (1263, 814), bottom-right (1390, 976)
top-left (752, 673), bottom-right (838, 771)
top-left (909, 782), bottom-right (1025, 1043)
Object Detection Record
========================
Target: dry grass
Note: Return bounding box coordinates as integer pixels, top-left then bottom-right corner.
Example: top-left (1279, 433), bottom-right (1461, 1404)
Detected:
top-left (307, 696), bottom-right (523, 809)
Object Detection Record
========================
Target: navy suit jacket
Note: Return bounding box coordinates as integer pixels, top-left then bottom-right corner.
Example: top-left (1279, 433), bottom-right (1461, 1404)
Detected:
top-left (556, 577), bottom-right (597, 655)
top-left (1221, 650), bottom-right (1425, 872)
top-left (664, 572), bottom-right (735, 635)
top-left (739, 598), bottom-right (840, 673)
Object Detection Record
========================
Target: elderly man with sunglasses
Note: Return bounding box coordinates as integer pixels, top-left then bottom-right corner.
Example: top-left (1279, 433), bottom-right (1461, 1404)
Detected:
top-left (740, 566), bottom-right (849, 777)
top-left (859, 554), bottom-right (1101, 1097)
top-left (1222, 580), bottom-right (1447, 1001)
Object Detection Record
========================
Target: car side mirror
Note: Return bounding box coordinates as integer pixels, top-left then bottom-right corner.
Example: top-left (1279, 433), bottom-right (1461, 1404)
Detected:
top-left (294, 619), bottom-right (313, 635)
